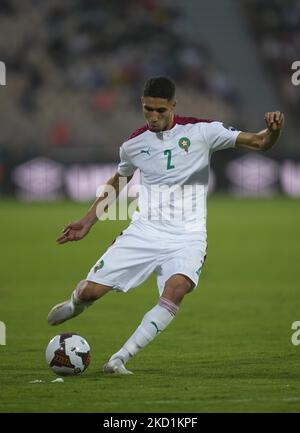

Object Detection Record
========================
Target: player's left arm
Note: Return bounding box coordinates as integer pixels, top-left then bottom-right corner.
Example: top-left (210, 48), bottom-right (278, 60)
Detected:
top-left (235, 111), bottom-right (285, 151)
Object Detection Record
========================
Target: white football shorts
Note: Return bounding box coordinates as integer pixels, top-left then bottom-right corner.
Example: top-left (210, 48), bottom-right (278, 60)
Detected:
top-left (86, 220), bottom-right (207, 295)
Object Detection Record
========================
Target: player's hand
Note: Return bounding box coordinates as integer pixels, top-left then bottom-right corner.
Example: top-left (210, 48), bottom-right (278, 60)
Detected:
top-left (264, 111), bottom-right (284, 132)
top-left (56, 220), bottom-right (93, 244)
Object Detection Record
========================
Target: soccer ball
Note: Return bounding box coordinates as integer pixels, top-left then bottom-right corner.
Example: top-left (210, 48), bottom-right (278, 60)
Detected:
top-left (45, 333), bottom-right (91, 376)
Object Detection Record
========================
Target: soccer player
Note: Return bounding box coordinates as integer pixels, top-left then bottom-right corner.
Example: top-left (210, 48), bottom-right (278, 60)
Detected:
top-left (47, 76), bottom-right (284, 374)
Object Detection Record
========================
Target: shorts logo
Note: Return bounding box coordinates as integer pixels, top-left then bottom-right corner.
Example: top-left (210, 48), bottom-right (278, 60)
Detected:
top-left (94, 259), bottom-right (104, 273)
top-left (196, 262), bottom-right (203, 275)
top-left (178, 137), bottom-right (191, 153)
top-left (140, 148), bottom-right (150, 156)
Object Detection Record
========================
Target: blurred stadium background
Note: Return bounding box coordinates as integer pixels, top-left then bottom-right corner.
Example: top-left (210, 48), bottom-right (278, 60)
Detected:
top-left (0, 0), bottom-right (299, 200)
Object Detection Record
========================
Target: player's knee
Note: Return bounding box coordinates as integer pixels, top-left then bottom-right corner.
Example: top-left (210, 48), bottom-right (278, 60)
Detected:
top-left (162, 274), bottom-right (194, 305)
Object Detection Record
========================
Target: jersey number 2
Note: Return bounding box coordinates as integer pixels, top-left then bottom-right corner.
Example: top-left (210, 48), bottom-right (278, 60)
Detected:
top-left (164, 149), bottom-right (175, 170)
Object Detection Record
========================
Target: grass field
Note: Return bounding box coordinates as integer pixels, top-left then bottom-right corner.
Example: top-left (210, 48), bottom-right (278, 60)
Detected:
top-left (0, 197), bottom-right (299, 413)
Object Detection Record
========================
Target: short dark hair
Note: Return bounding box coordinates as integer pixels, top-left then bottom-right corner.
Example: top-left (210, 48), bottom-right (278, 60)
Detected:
top-left (143, 76), bottom-right (176, 100)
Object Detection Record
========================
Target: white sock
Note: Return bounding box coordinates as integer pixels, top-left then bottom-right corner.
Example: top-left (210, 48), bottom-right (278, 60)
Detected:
top-left (72, 282), bottom-right (94, 308)
top-left (110, 297), bottom-right (179, 364)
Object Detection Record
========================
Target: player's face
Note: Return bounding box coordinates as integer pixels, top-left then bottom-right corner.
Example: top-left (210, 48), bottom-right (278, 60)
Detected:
top-left (141, 96), bottom-right (176, 132)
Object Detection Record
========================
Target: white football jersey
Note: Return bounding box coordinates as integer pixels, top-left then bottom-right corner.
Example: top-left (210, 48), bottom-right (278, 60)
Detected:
top-left (118, 115), bottom-right (240, 240)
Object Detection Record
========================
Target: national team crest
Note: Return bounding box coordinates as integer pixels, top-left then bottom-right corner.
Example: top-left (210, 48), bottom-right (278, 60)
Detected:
top-left (94, 259), bottom-right (104, 273)
top-left (178, 137), bottom-right (191, 153)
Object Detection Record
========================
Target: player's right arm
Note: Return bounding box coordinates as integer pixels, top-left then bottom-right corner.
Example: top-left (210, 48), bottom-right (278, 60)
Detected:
top-left (57, 142), bottom-right (136, 244)
top-left (57, 171), bottom-right (133, 245)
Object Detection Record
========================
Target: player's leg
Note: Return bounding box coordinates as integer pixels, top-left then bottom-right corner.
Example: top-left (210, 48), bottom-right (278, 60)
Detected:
top-left (47, 280), bottom-right (112, 326)
top-left (48, 223), bottom-right (160, 329)
top-left (103, 274), bottom-right (193, 374)
top-left (160, 273), bottom-right (194, 304)
top-left (104, 240), bottom-right (206, 374)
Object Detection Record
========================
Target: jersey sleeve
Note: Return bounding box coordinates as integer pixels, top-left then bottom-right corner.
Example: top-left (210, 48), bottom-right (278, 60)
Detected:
top-left (117, 145), bottom-right (137, 177)
top-left (203, 121), bottom-right (240, 153)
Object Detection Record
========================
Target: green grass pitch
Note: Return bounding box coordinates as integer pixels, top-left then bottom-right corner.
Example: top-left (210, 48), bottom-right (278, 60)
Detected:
top-left (0, 197), bottom-right (299, 413)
